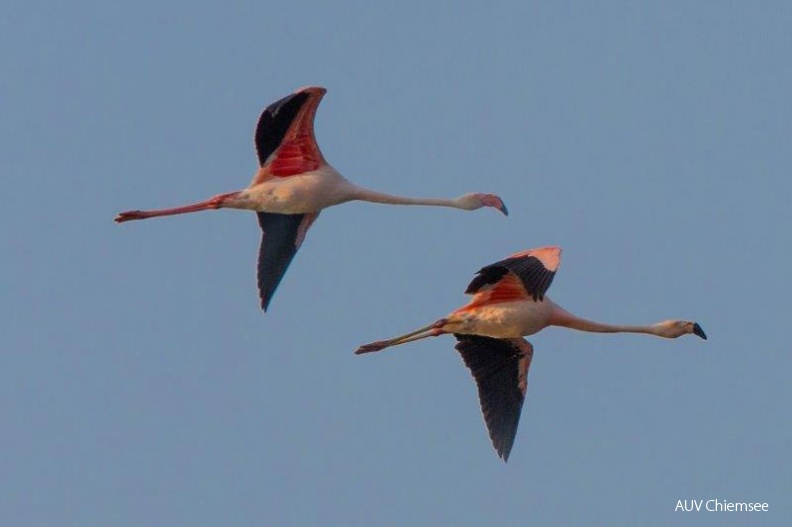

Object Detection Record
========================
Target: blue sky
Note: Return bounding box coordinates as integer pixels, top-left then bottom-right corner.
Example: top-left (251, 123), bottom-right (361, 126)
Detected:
top-left (1, 1), bottom-right (790, 525)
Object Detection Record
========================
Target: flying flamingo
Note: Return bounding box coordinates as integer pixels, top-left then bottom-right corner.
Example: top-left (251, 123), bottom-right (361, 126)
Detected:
top-left (355, 246), bottom-right (706, 461)
top-left (115, 86), bottom-right (507, 310)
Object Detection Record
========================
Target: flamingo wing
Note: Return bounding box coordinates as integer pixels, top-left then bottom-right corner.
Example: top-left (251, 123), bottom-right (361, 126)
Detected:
top-left (256, 211), bottom-right (319, 311)
top-left (252, 86), bottom-right (327, 185)
top-left (454, 335), bottom-right (534, 462)
top-left (465, 246), bottom-right (562, 301)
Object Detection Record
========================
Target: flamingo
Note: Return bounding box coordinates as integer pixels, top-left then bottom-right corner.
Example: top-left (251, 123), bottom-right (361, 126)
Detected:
top-left (355, 246), bottom-right (706, 461)
top-left (115, 87), bottom-right (507, 310)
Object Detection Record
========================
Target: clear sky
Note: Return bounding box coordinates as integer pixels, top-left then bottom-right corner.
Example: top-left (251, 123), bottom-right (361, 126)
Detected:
top-left (1, 1), bottom-right (790, 526)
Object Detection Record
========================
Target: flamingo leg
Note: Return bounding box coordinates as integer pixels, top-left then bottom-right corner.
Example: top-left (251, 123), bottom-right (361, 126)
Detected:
top-left (355, 319), bottom-right (448, 354)
top-left (115, 192), bottom-right (241, 223)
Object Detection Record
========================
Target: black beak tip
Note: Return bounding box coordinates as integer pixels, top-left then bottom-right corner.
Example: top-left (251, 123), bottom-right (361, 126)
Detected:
top-left (693, 322), bottom-right (707, 340)
top-left (499, 202), bottom-right (509, 217)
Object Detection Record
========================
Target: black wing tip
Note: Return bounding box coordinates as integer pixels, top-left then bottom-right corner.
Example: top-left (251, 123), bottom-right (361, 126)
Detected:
top-left (259, 296), bottom-right (271, 312)
top-left (693, 322), bottom-right (707, 340)
top-left (489, 420), bottom-right (519, 462)
top-left (257, 281), bottom-right (275, 312)
top-left (490, 427), bottom-right (516, 462)
top-left (257, 270), bottom-right (284, 313)
top-left (496, 443), bottom-right (514, 462)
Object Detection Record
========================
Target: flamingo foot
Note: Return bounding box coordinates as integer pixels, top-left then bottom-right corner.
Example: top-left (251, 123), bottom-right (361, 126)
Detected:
top-left (355, 341), bottom-right (390, 354)
top-left (115, 211), bottom-right (147, 223)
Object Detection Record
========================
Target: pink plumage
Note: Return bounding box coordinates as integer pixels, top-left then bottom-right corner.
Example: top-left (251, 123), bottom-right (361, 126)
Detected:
top-left (356, 247), bottom-right (706, 461)
top-left (115, 86), bottom-right (507, 311)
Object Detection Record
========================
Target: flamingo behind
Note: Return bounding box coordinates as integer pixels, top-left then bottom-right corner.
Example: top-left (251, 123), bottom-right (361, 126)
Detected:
top-left (115, 87), bottom-right (507, 311)
top-left (355, 246), bottom-right (706, 461)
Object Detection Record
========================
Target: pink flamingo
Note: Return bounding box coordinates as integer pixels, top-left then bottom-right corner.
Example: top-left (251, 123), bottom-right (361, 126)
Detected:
top-left (356, 246), bottom-right (706, 461)
top-left (115, 87), bottom-right (507, 310)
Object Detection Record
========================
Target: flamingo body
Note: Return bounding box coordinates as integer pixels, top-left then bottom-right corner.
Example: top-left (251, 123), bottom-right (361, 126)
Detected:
top-left (115, 86), bottom-right (507, 311)
top-left (442, 299), bottom-right (555, 338)
top-left (232, 165), bottom-right (355, 214)
top-left (355, 246), bottom-right (706, 461)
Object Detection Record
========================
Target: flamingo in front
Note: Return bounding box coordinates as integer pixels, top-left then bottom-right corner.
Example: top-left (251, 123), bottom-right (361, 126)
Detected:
top-left (115, 86), bottom-right (507, 311)
top-left (355, 246), bottom-right (706, 461)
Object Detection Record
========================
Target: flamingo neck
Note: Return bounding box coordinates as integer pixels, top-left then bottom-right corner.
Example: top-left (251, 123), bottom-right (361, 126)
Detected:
top-left (548, 303), bottom-right (659, 337)
top-left (350, 186), bottom-right (465, 210)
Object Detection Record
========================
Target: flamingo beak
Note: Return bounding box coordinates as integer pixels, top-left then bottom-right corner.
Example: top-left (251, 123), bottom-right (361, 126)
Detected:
top-left (473, 194), bottom-right (508, 216)
top-left (692, 322), bottom-right (707, 340)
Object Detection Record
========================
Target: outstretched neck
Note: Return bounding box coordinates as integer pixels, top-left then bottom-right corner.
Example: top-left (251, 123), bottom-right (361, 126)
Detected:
top-left (548, 303), bottom-right (658, 336)
top-left (350, 185), bottom-right (471, 210)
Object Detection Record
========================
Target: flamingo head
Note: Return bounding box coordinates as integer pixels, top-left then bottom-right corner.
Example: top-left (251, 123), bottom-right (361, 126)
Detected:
top-left (460, 193), bottom-right (509, 215)
top-left (654, 320), bottom-right (707, 340)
